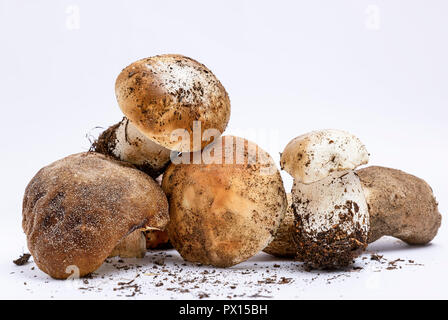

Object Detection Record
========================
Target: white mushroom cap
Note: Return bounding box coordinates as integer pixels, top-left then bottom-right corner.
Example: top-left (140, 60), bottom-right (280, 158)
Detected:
top-left (281, 129), bottom-right (369, 184)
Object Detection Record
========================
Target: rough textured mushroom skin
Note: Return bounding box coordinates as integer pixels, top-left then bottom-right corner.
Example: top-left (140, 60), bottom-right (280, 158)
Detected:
top-left (92, 117), bottom-right (172, 179)
top-left (263, 194), bottom-right (296, 258)
top-left (357, 166), bottom-right (442, 245)
top-left (162, 136), bottom-right (287, 267)
top-left (115, 54), bottom-right (231, 152)
top-left (22, 152), bottom-right (169, 279)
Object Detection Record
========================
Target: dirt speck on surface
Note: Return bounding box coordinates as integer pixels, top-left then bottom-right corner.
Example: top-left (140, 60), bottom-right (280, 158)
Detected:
top-left (370, 254), bottom-right (384, 262)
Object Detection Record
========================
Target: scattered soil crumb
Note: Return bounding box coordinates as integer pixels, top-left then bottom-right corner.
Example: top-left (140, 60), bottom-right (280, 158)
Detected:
top-left (13, 253), bottom-right (31, 266)
top-left (370, 254), bottom-right (384, 262)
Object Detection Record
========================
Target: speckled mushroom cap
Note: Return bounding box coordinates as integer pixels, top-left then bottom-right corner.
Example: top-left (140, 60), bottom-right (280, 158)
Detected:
top-left (357, 166), bottom-right (442, 244)
top-left (280, 129), bottom-right (369, 184)
top-left (22, 152), bottom-right (169, 279)
top-left (115, 54), bottom-right (231, 152)
top-left (161, 135), bottom-right (287, 267)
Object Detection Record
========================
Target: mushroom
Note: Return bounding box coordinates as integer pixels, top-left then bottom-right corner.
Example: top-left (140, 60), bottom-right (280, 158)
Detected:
top-left (93, 117), bottom-right (172, 178)
top-left (161, 135), bottom-right (287, 267)
top-left (22, 152), bottom-right (169, 279)
top-left (281, 129), bottom-right (370, 269)
top-left (264, 166), bottom-right (442, 259)
top-left (115, 54), bottom-right (231, 152)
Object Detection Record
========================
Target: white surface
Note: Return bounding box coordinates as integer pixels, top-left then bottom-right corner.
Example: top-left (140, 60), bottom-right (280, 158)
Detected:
top-left (0, 0), bottom-right (447, 299)
top-left (2, 237), bottom-right (448, 300)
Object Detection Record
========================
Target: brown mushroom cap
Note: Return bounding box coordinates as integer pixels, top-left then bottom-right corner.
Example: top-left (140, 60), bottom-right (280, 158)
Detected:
top-left (22, 152), bottom-right (169, 279)
top-left (115, 54), bottom-right (231, 152)
top-left (162, 135), bottom-right (287, 267)
top-left (357, 166), bottom-right (442, 244)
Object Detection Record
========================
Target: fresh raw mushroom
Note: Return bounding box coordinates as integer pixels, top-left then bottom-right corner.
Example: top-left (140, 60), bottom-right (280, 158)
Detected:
top-left (162, 135), bottom-right (287, 267)
top-left (357, 166), bottom-right (442, 245)
top-left (281, 129), bottom-right (370, 269)
top-left (22, 152), bottom-right (169, 279)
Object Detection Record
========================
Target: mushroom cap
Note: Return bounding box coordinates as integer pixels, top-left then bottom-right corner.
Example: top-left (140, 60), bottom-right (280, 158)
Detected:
top-left (357, 166), bottom-right (442, 244)
top-left (292, 170), bottom-right (369, 268)
top-left (22, 152), bottom-right (169, 279)
top-left (161, 135), bottom-right (287, 267)
top-left (115, 54), bottom-right (231, 152)
top-left (280, 129), bottom-right (369, 184)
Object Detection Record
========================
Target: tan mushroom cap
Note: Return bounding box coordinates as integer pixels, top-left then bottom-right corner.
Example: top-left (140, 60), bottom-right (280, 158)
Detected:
top-left (357, 166), bottom-right (442, 245)
top-left (22, 152), bottom-right (169, 279)
top-left (280, 129), bottom-right (369, 184)
top-left (115, 54), bottom-right (231, 152)
top-left (162, 135), bottom-right (287, 267)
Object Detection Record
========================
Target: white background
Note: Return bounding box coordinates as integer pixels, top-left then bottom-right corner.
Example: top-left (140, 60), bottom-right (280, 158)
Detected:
top-left (0, 0), bottom-right (447, 299)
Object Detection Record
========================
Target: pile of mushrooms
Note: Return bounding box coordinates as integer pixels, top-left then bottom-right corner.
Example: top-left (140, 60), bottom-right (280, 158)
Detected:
top-left (265, 130), bottom-right (441, 269)
top-left (22, 54), bottom-right (442, 279)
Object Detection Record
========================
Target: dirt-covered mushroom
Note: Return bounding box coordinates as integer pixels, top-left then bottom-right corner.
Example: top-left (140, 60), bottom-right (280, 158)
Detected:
top-left (280, 129), bottom-right (369, 184)
top-left (162, 135), bottom-right (287, 267)
top-left (115, 54), bottom-right (231, 152)
top-left (22, 152), bottom-right (169, 279)
top-left (93, 117), bottom-right (172, 178)
top-left (357, 166), bottom-right (442, 245)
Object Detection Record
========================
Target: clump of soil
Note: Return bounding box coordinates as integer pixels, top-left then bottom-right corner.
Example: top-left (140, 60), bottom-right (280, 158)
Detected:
top-left (90, 123), bottom-right (119, 156)
top-left (13, 253), bottom-right (31, 266)
top-left (293, 216), bottom-right (367, 270)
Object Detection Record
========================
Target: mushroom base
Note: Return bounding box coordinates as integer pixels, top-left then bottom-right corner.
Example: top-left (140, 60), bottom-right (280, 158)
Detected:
top-left (293, 216), bottom-right (367, 269)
